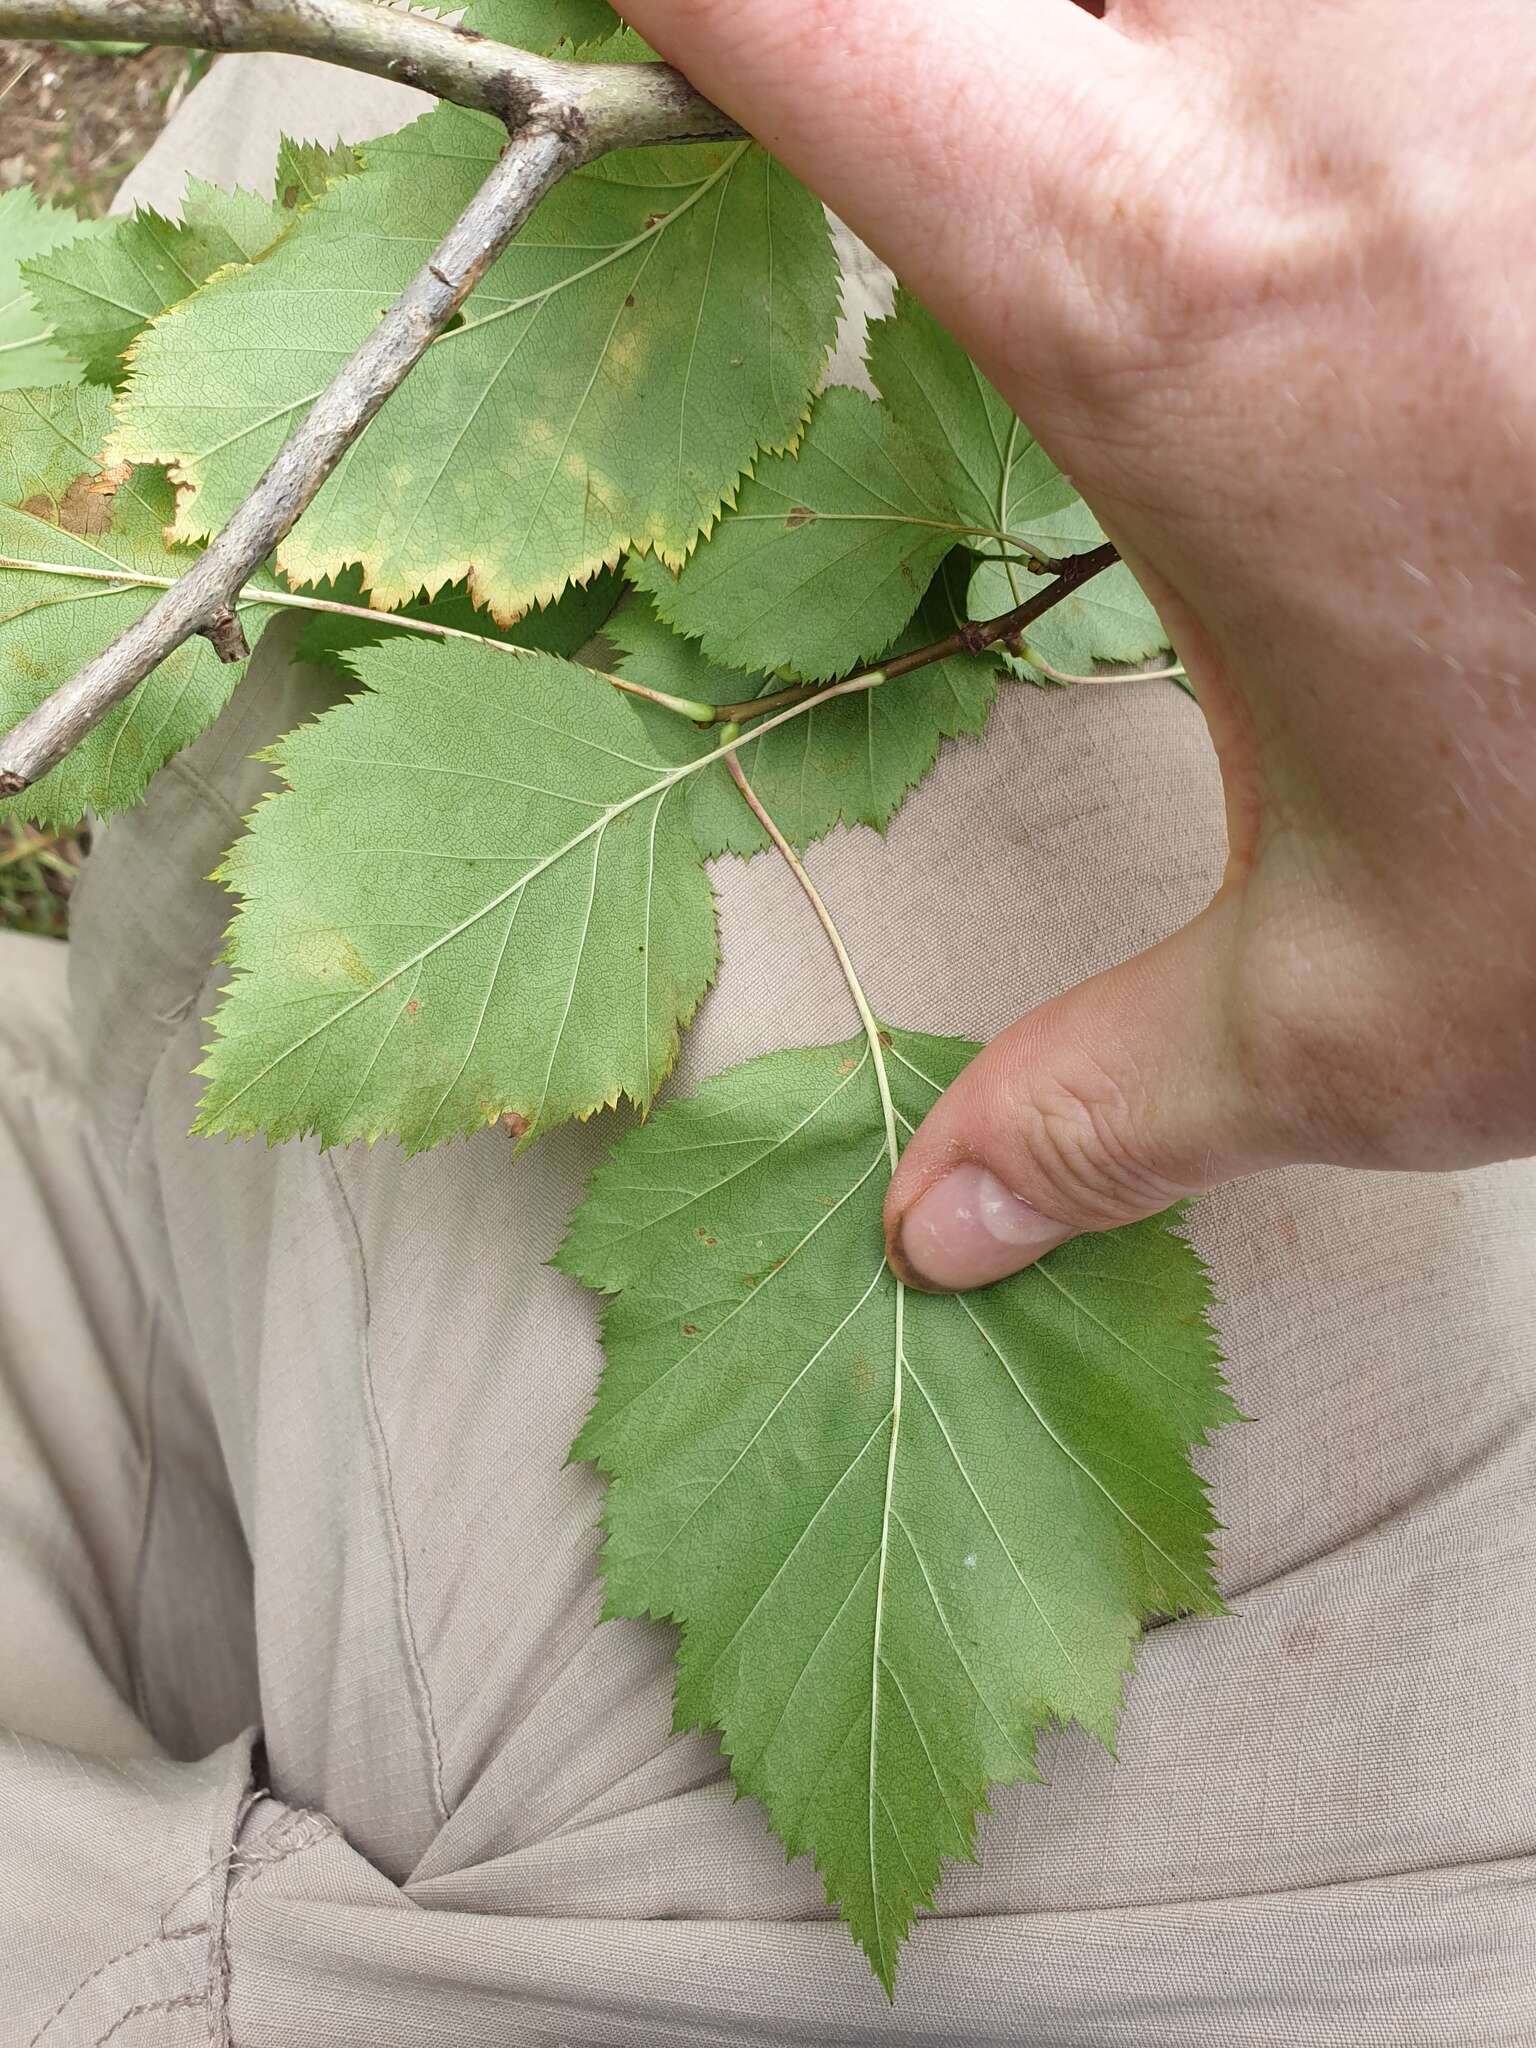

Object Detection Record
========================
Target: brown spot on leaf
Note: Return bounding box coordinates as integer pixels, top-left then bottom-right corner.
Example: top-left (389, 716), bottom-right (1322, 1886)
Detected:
top-left (682, 1323), bottom-right (699, 1336)
top-left (624, 293), bottom-right (636, 308)
top-left (786, 506), bottom-right (816, 529)
top-left (21, 461), bottom-right (132, 537)
top-left (281, 184), bottom-right (301, 210)
top-left (501, 1110), bottom-right (531, 1140)
top-left (695, 1229), bottom-right (719, 1246)
top-left (405, 999), bottom-right (420, 1016)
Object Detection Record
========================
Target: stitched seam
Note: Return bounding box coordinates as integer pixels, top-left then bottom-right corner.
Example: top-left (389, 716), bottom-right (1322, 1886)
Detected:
top-left (126, 1305), bottom-right (162, 1732)
top-left (324, 1156), bottom-right (450, 1826)
top-left (26, 1928), bottom-right (207, 2047)
top-left (205, 1780), bottom-right (262, 2048)
top-left (213, 1808), bottom-right (340, 2045)
top-left (209, 1817), bottom-right (239, 2048)
top-left (227, 1810), bottom-right (338, 1902)
top-left (92, 1992), bottom-right (207, 2046)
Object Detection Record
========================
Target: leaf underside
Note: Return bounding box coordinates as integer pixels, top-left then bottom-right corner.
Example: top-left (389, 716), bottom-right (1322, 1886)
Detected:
top-left (627, 385), bottom-right (960, 681)
top-left (462, 0), bottom-right (623, 52)
top-left (0, 186), bottom-right (111, 392)
top-left (0, 381), bottom-right (116, 512)
top-left (0, 431), bottom-right (286, 827)
top-left (613, 553), bottom-right (1000, 855)
top-left (111, 106), bottom-right (841, 621)
top-left (563, 1030), bottom-right (1235, 1992)
top-left (193, 639), bottom-right (725, 1152)
top-left (635, 286), bottom-right (1170, 685)
top-left (23, 180), bottom-right (284, 387)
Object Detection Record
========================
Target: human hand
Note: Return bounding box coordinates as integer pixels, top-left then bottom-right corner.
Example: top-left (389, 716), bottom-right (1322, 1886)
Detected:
top-left (620, 0), bottom-right (1536, 1290)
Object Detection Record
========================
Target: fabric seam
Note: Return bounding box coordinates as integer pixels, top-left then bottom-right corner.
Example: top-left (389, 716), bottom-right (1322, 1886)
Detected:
top-left (92, 1991), bottom-right (207, 2046)
top-left (24, 1927), bottom-right (207, 2048)
top-left (126, 1305), bottom-right (163, 1734)
top-left (323, 1154), bottom-right (451, 1828)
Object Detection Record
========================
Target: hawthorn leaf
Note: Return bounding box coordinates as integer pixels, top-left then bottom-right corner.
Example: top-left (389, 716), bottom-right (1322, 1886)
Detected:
top-left (274, 136), bottom-right (366, 213)
top-left (865, 288), bottom-right (1083, 565)
top-left (613, 553), bottom-right (999, 854)
top-left (627, 386), bottom-right (963, 681)
top-left (195, 639), bottom-right (725, 1152)
top-left (867, 291), bottom-right (1170, 675)
top-left (0, 187), bottom-right (110, 392)
top-left (0, 383), bottom-right (116, 512)
top-left (461, 0), bottom-right (622, 51)
top-left (0, 467), bottom-right (285, 827)
top-left (24, 180), bottom-right (284, 387)
top-left (562, 1029), bottom-right (1234, 1993)
top-left (112, 105), bottom-right (840, 619)
top-left (288, 561), bottom-right (623, 672)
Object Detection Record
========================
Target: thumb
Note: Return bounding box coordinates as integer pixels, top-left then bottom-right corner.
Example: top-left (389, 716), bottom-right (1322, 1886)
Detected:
top-left (883, 897), bottom-right (1286, 1291)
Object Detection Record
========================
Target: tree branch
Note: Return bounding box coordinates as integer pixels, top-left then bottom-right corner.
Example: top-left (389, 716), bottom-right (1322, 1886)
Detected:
top-left (0, 127), bottom-right (585, 794)
top-left (0, 7), bottom-right (743, 799)
top-left (0, 546), bottom-right (1131, 737)
top-left (0, 0), bottom-right (739, 151)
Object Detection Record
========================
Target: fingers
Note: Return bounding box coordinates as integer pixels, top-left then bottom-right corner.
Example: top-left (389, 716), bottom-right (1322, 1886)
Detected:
top-left (617, 2), bottom-right (1153, 333)
top-left (883, 897), bottom-right (1289, 1291)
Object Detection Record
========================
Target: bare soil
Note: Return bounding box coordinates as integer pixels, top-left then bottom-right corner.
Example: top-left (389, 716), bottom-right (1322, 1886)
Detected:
top-left (0, 38), bottom-right (198, 214)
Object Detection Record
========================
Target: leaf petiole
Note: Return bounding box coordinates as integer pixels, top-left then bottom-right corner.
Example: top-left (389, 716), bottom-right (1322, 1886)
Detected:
top-left (722, 747), bottom-right (899, 1171)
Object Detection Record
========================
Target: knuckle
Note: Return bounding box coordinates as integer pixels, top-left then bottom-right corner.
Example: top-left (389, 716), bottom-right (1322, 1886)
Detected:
top-left (1004, 1058), bottom-right (1186, 1226)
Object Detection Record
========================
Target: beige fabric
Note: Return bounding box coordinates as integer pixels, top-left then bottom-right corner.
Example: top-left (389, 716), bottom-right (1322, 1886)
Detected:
top-left (1, 52), bottom-right (1534, 2046)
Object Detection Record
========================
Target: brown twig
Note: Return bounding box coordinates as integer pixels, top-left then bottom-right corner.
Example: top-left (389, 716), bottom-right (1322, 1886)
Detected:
top-left (709, 542), bottom-right (1123, 723)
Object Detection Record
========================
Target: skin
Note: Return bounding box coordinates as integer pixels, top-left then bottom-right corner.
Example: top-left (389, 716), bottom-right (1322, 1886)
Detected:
top-left (620, 0), bottom-right (1536, 1291)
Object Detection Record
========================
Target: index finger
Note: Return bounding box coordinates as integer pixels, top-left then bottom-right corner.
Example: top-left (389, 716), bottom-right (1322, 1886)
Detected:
top-left (618, 0), bottom-right (1152, 356)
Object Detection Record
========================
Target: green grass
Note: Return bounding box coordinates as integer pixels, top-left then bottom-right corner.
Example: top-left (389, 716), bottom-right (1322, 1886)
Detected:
top-left (0, 820), bottom-right (86, 937)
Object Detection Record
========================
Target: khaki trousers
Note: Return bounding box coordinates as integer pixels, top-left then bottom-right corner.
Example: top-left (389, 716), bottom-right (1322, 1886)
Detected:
top-left (1, 54), bottom-right (1533, 2047)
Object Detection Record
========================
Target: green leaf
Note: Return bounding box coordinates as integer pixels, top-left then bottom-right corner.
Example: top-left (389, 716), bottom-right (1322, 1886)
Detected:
top-left (0, 383), bottom-right (115, 512)
top-left (861, 293), bottom-right (1170, 675)
top-left (628, 387), bottom-right (962, 681)
top-left (112, 106), bottom-right (840, 619)
top-left (865, 287), bottom-right (1084, 568)
top-left (461, 0), bottom-right (622, 52)
top-left (288, 561), bottom-right (623, 671)
top-left (637, 287), bottom-right (1171, 687)
top-left (562, 1028), bottom-right (1234, 1993)
top-left (0, 187), bottom-right (110, 392)
top-left (274, 136), bottom-right (366, 214)
top-left (614, 552), bottom-right (999, 854)
top-left (194, 638), bottom-right (726, 1152)
top-left (0, 469), bottom-right (285, 827)
top-left (23, 173), bottom-right (336, 387)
